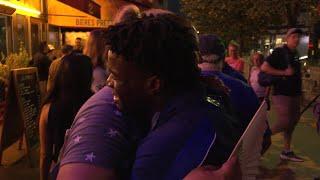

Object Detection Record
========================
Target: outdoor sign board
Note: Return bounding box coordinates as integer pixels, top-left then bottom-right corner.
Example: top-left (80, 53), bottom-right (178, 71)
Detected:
top-left (0, 67), bottom-right (40, 165)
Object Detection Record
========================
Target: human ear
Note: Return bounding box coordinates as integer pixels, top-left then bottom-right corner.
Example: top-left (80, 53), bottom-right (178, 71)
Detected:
top-left (145, 75), bottom-right (161, 95)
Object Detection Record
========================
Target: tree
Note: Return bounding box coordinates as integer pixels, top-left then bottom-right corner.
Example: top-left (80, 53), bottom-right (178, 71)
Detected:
top-left (181, 0), bottom-right (314, 52)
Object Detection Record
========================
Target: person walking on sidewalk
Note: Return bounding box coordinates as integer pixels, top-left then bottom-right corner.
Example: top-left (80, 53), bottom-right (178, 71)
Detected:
top-left (261, 28), bottom-right (304, 162)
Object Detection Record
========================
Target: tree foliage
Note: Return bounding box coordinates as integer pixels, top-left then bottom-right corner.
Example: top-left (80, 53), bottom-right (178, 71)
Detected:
top-left (181, 0), bottom-right (315, 51)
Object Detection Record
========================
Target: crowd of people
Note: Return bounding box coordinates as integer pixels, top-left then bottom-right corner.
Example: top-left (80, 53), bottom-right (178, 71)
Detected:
top-left (0, 4), bottom-right (308, 180)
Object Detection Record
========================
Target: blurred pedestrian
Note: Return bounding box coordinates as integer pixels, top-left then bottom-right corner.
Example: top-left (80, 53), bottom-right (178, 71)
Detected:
top-left (47, 45), bottom-right (73, 92)
top-left (225, 41), bottom-right (245, 73)
top-left (31, 41), bottom-right (51, 81)
top-left (73, 37), bottom-right (83, 54)
top-left (198, 34), bottom-right (265, 179)
top-left (199, 34), bottom-right (260, 131)
top-left (261, 28), bottom-right (303, 162)
top-left (31, 41), bottom-right (51, 100)
top-left (248, 52), bottom-right (272, 155)
top-left (47, 44), bottom-right (57, 61)
top-left (39, 54), bottom-right (93, 180)
top-left (249, 52), bottom-right (267, 101)
top-left (84, 30), bottom-right (107, 93)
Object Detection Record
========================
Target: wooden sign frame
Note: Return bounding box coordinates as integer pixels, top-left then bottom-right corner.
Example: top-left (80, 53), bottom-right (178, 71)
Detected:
top-left (0, 67), bottom-right (41, 166)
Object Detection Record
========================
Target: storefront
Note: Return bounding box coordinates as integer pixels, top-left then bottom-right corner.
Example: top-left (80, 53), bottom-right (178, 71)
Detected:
top-left (48, 0), bottom-right (114, 49)
top-left (0, 0), bottom-right (45, 57)
top-left (47, 0), bottom-right (151, 49)
top-left (0, 4), bottom-right (14, 61)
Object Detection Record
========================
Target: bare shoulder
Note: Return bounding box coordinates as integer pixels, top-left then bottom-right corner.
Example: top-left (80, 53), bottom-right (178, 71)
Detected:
top-left (41, 103), bottom-right (51, 114)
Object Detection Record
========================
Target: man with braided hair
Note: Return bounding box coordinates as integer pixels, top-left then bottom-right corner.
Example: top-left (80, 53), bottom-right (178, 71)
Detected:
top-left (57, 9), bottom-right (239, 180)
top-left (105, 14), bottom-right (239, 180)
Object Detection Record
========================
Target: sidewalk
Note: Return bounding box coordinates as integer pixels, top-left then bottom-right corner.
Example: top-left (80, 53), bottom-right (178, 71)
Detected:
top-left (0, 125), bottom-right (40, 180)
top-left (259, 104), bottom-right (320, 179)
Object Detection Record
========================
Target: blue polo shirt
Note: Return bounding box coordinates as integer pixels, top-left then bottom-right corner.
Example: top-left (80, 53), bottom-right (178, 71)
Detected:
top-left (201, 70), bottom-right (259, 129)
top-left (131, 87), bottom-right (238, 180)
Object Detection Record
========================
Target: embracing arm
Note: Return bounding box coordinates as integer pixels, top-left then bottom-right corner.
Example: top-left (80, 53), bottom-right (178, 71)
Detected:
top-left (261, 61), bottom-right (293, 76)
top-left (183, 156), bottom-right (240, 180)
top-left (57, 163), bottom-right (117, 180)
top-left (39, 104), bottom-right (53, 180)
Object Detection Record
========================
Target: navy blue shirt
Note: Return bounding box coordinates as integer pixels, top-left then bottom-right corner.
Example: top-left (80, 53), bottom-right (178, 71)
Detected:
top-left (266, 45), bottom-right (302, 96)
top-left (131, 87), bottom-right (238, 180)
top-left (202, 70), bottom-right (260, 129)
top-left (222, 63), bottom-right (248, 83)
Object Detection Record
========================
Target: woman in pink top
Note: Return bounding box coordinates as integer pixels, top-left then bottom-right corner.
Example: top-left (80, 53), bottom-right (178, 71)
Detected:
top-left (225, 42), bottom-right (245, 73)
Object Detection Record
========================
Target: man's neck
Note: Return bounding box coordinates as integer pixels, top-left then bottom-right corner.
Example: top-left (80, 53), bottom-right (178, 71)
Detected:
top-left (286, 44), bottom-right (297, 51)
top-left (198, 62), bottom-right (221, 72)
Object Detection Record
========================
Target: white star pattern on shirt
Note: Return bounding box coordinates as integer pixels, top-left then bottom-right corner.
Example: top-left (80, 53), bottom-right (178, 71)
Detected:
top-left (107, 128), bottom-right (119, 137)
top-left (114, 110), bottom-right (122, 117)
top-left (85, 152), bottom-right (96, 163)
top-left (77, 117), bottom-right (86, 123)
top-left (74, 135), bottom-right (82, 143)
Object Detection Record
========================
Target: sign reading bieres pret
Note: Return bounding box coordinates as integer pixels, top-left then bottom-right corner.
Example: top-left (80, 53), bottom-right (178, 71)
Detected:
top-left (75, 18), bottom-right (111, 28)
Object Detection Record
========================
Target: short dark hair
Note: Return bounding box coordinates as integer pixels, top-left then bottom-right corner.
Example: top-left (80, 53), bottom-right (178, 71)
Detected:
top-left (39, 41), bottom-right (48, 53)
top-left (44, 54), bottom-right (93, 106)
top-left (104, 14), bottom-right (200, 94)
top-left (76, 37), bottom-right (82, 41)
top-left (61, 45), bottom-right (73, 54)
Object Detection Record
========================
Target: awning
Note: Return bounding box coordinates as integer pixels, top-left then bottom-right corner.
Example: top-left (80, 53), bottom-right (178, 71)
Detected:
top-left (48, 0), bottom-right (112, 28)
top-left (0, 4), bottom-right (16, 16)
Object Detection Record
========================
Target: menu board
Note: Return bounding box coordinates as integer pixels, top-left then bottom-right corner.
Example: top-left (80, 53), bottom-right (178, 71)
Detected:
top-left (0, 75), bottom-right (24, 152)
top-left (0, 68), bottom-right (40, 163)
top-left (13, 68), bottom-right (41, 149)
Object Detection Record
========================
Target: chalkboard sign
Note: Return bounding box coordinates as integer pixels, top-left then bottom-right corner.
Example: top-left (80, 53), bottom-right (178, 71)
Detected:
top-left (13, 68), bottom-right (41, 149)
top-left (0, 67), bottom-right (40, 164)
top-left (0, 75), bottom-right (24, 152)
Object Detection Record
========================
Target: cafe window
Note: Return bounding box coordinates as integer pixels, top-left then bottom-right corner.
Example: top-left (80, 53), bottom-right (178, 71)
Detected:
top-left (48, 25), bottom-right (60, 49)
top-left (0, 16), bottom-right (8, 61)
top-left (31, 22), bottom-right (40, 55)
top-left (64, 31), bottom-right (89, 47)
top-left (14, 14), bottom-right (28, 53)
